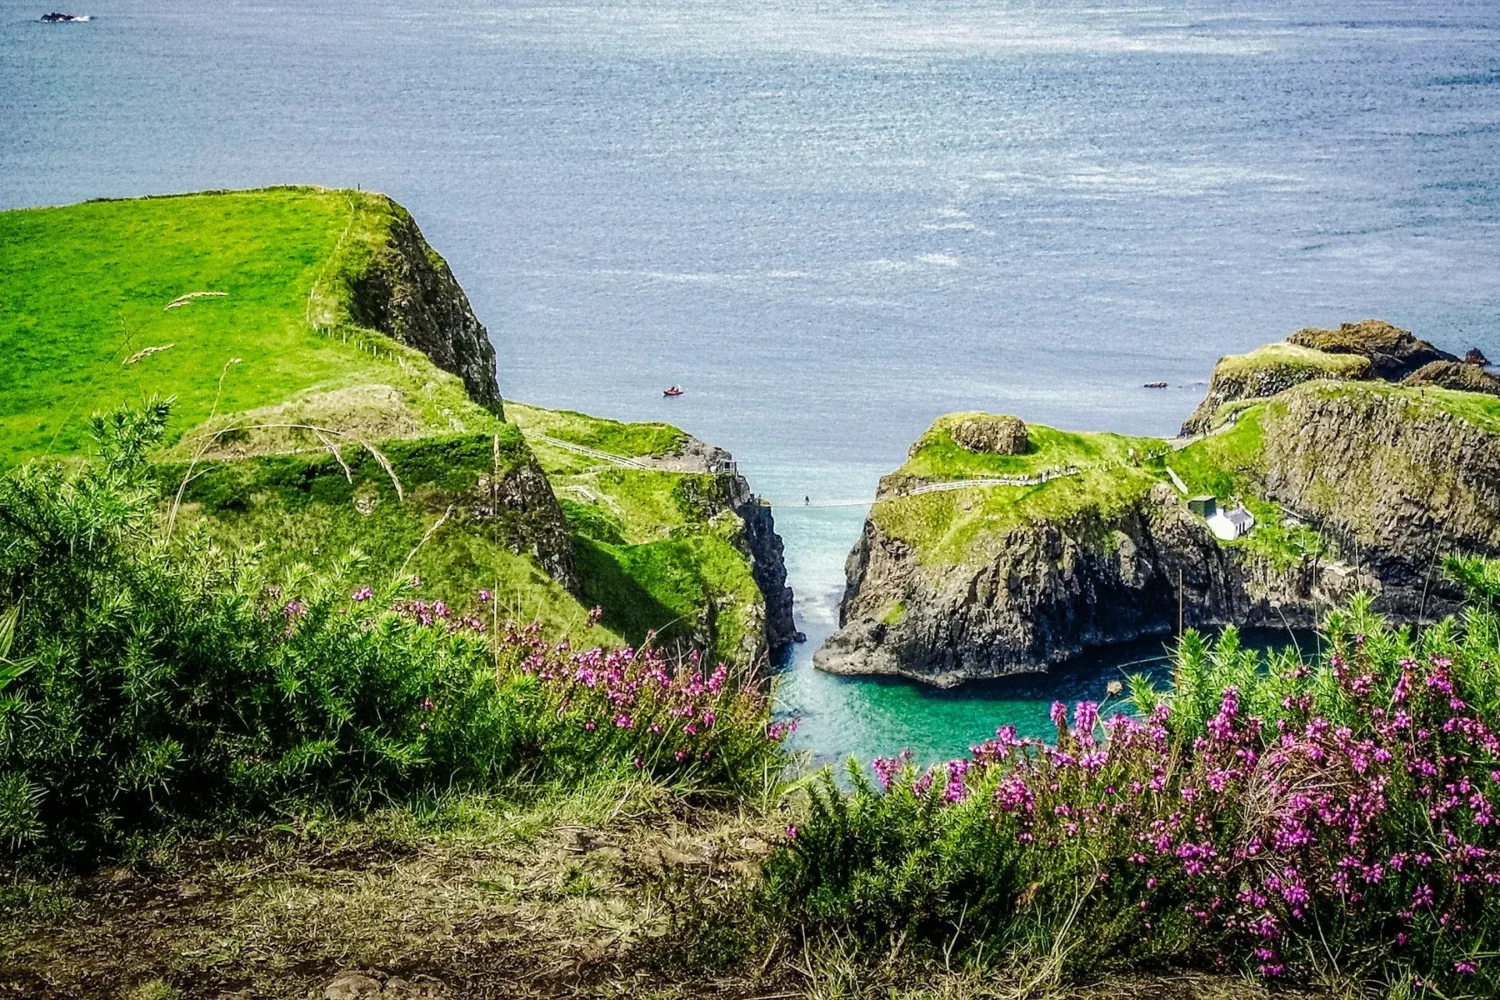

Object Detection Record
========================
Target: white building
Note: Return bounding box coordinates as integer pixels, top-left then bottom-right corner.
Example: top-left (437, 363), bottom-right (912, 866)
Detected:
top-left (1206, 506), bottom-right (1254, 541)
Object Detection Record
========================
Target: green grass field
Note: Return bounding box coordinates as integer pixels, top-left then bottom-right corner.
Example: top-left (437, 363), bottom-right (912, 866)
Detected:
top-left (1211, 341), bottom-right (1370, 381)
top-left (0, 187), bottom-right (494, 467)
top-left (506, 401), bottom-right (687, 459)
top-left (896, 412), bottom-right (1159, 482)
top-left (873, 414), bottom-right (1163, 569)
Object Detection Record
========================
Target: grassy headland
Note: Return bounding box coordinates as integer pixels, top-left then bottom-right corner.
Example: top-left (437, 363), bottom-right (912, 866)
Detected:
top-left (0, 188), bottom-right (786, 666)
top-left (0, 187), bottom-right (499, 467)
top-left (871, 380), bottom-right (1500, 575)
top-left (871, 413), bottom-right (1163, 571)
top-left (508, 402), bottom-right (768, 667)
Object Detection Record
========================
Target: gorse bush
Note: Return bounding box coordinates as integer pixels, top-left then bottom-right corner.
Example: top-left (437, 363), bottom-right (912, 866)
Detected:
top-left (767, 569), bottom-right (1500, 996)
top-left (0, 403), bottom-right (786, 858)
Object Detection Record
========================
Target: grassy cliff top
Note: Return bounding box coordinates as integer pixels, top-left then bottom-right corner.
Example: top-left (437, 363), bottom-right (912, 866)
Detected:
top-left (1211, 342), bottom-right (1371, 380)
top-left (896, 412), bottom-right (1158, 482)
top-left (505, 401), bottom-right (688, 463)
top-left (0, 187), bottom-right (497, 468)
top-left (875, 414), bottom-right (1163, 569)
top-left (508, 401), bottom-right (763, 665)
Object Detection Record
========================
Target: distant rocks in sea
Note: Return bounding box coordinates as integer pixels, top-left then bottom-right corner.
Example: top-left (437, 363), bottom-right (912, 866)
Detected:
top-left (40, 12), bottom-right (91, 22)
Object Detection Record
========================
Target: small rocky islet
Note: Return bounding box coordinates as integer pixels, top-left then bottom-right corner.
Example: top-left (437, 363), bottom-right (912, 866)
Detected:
top-left (817, 319), bottom-right (1500, 687)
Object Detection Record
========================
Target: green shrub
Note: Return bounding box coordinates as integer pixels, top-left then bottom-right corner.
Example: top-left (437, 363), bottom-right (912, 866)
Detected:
top-left (766, 569), bottom-right (1500, 995)
top-left (0, 403), bottom-right (785, 859)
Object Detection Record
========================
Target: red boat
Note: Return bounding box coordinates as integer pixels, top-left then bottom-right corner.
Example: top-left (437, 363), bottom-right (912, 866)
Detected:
top-left (663, 385), bottom-right (684, 397)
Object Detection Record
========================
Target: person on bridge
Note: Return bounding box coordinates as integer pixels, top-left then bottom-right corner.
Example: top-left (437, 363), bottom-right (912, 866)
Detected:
top-left (805, 496), bottom-right (810, 505)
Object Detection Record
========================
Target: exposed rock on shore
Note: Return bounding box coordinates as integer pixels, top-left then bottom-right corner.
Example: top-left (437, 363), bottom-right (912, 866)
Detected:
top-left (1286, 319), bottom-right (1455, 380)
top-left (1403, 360), bottom-right (1500, 397)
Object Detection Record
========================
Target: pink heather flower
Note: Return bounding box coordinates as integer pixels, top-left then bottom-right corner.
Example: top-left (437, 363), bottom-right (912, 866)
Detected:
top-left (478, 589), bottom-right (492, 602)
top-left (785, 824), bottom-right (798, 840)
top-left (1050, 700), bottom-right (1068, 731)
top-left (1455, 961), bottom-right (1477, 975)
top-left (421, 697), bottom-right (434, 711)
top-left (351, 587), bottom-right (373, 602)
top-left (1073, 701), bottom-right (1100, 744)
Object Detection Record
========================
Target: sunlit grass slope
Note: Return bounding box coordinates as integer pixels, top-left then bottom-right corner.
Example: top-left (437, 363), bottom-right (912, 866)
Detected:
top-left (508, 402), bottom-right (765, 665)
top-left (0, 187), bottom-right (494, 467)
top-left (873, 414), bottom-right (1162, 570)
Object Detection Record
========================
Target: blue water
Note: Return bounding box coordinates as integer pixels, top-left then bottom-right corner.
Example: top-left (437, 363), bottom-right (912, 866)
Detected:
top-left (4, 0), bottom-right (1499, 763)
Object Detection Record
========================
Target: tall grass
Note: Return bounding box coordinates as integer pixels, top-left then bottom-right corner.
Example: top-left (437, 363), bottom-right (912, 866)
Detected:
top-left (0, 403), bottom-right (787, 859)
top-left (766, 565), bottom-right (1500, 997)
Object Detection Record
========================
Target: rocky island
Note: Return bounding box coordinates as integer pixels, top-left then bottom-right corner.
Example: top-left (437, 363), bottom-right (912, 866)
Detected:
top-left (817, 320), bottom-right (1500, 687)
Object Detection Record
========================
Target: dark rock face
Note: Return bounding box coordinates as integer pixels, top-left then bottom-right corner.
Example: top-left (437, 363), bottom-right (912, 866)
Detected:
top-left (1467, 348), bottom-right (1493, 367)
top-left (1403, 361), bottom-right (1500, 398)
top-left (820, 383), bottom-right (1500, 687)
top-left (952, 415), bottom-right (1029, 455)
top-left (1286, 319), bottom-right (1455, 381)
top-left (816, 483), bottom-right (1372, 687)
top-left (348, 205), bottom-right (504, 417)
top-left (1256, 387), bottom-right (1500, 615)
top-left (467, 446), bottom-right (578, 592)
top-left (735, 494), bottom-right (798, 663)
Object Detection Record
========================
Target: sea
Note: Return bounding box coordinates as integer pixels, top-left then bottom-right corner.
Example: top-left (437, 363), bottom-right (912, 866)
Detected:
top-left (4, 0), bottom-right (1499, 765)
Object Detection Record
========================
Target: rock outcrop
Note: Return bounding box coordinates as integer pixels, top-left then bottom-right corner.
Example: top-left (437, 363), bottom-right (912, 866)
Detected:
top-left (1181, 320), bottom-right (1454, 436)
top-left (650, 433), bottom-right (798, 663)
top-left (347, 201), bottom-right (504, 417)
top-left (951, 415), bottom-right (1029, 455)
top-left (1403, 361), bottom-right (1500, 398)
top-left (1286, 320), bottom-right (1455, 380)
top-left (820, 377), bottom-right (1500, 688)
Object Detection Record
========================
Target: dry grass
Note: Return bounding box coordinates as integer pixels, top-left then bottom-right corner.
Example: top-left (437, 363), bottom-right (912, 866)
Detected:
top-left (0, 783), bottom-right (1326, 1000)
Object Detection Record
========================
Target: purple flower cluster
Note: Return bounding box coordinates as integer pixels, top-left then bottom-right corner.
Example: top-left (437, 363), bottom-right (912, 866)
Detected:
top-left (870, 624), bottom-right (1500, 987)
top-left (486, 611), bottom-right (789, 777)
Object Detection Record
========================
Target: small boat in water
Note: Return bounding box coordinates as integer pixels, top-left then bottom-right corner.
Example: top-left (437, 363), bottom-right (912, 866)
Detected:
top-left (41, 12), bottom-right (92, 21)
top-left (662, 385), bottom-right (684, 397)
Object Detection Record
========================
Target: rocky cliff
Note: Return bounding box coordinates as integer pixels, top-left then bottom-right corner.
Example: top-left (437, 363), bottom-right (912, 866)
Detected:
top-left (346, 200), bottom-right (504, 416)
top-left (1180, 320), bottom-right (1455, 436)
top-left (819, 377), bottom-right (1500, 687)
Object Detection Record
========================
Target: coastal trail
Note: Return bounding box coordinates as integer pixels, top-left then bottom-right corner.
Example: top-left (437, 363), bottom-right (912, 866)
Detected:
top-left (789, 467), bottom-right (1082, 508)
top-left (533, 435), bottom-right (656, 471)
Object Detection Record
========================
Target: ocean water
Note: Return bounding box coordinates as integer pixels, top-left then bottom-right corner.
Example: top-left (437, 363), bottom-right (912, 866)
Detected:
top-left (4, 0), bottom-right (1499, 764)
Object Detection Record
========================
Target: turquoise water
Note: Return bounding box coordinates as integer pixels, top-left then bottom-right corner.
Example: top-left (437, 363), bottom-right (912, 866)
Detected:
top-left (3, 0), bottom-right (1498, 762)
